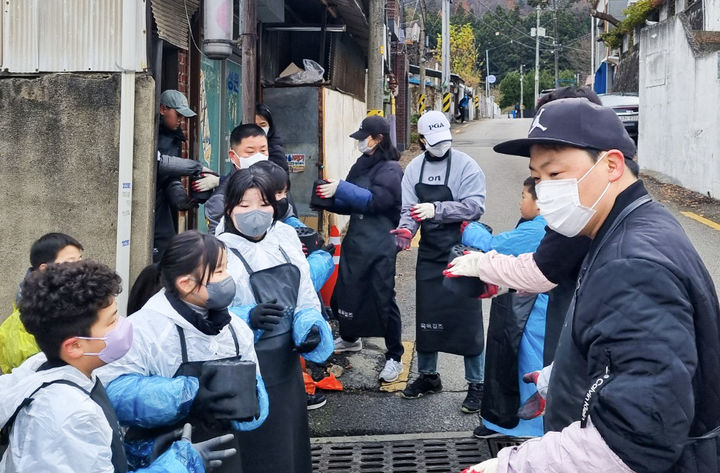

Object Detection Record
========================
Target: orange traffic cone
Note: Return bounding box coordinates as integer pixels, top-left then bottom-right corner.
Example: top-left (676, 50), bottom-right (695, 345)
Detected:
top-left (320, 225), bottom-right (342, 306)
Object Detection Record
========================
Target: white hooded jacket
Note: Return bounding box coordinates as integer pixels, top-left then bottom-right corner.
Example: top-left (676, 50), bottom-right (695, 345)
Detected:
top-left (97, 289), bottom-right (258, 383)
top-left (0, 357), bottom-right (115, 473)
top-left (217, 220), bottom-right (320, 313)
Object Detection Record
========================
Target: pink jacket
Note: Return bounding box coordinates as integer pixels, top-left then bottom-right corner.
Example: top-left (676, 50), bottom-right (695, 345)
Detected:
top-left (497, 416), bottom-right (635, 473)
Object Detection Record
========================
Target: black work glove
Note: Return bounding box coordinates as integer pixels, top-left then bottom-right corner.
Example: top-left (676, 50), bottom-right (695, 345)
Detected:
top-left (248, 299), bottom-right (285, 331)
top-left (190, 366), bottom-right (237, 420)
top-left (181, 423), bottom-right (237, 471)
top-left (294, 326), bottom-right (321, 353)
top-left (150, 427), bottom-right (184, 462)
top-left (320, 243), bottom-right (335, 255)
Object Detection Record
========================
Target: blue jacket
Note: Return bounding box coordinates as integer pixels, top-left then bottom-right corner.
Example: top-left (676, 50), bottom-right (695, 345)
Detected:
top-left (462, 216), bottom-right (547, 255)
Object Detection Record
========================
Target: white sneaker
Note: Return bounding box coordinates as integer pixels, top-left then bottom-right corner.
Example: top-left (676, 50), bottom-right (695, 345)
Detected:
top-left (379, 359), bottom-right (403, 383)
top-left (334, 337), bottom-right (362, 353)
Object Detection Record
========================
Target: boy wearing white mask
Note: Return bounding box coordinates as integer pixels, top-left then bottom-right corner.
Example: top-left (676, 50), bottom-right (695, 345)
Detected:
top-left (206, 124), bottom-right (270, 234)
top-left (392, 110), bottom-right (487, 413)
top-left (451, 98), bottom-right (720, 473)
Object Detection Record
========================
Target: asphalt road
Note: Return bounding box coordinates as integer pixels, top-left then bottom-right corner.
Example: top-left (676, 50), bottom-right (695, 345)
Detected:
top-left (309, 117), bottom-right (720, 441)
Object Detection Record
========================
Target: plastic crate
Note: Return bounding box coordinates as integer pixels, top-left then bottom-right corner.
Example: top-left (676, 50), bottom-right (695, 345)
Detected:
top-left (486, 436), bottom-right (532, 457)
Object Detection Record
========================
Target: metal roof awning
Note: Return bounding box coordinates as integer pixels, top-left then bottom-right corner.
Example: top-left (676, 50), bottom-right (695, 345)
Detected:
top-left (409, 65), bottom-right (463, 83)
top-left (325, 0), bottom-right (368, 43)
top-left (151, 0), bottom-right (201, 50)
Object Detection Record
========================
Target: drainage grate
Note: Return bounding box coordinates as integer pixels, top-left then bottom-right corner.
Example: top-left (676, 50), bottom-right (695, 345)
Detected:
top-left (311, 436), bottom-right (489, 473)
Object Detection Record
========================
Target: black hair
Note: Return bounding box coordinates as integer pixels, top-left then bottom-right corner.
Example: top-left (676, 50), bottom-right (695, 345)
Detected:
top-left (523, 177), bottom-right (537, 200)
top-left (127, 263), bottom-right (163, 315)
top-left (159, 231), bottom-right (226, 295)
top-left (19, 260), bottom-right (121, 360)
top-left (30, 233), bottom-right (83, 269)
top-left (230, 124), bottom-right (267, 147)
top-left (373, 133), bottom-right (401, 161)
top-left (223, 168), bottom-right (280, 226)
top-left (255, 103), bottom-right (275, 135)
top-left (251, 160), bottom-right (291, 193)
top-left (537, 86), bottom-right (602, 108)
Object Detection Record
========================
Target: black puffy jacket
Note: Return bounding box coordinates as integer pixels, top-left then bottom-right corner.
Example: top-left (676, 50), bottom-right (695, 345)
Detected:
top-left (545, 181), bottom-right (720, 473)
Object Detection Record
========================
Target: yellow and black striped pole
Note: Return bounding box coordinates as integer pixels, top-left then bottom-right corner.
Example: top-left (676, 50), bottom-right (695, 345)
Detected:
top-left (473, 95), bottom-right (479, 109)
top-left (367, 109), bottom-right (384, 117)
top-left (442, 92), bottom-right (452, 113)
top-left (418, 94), bottom-right (426, 114)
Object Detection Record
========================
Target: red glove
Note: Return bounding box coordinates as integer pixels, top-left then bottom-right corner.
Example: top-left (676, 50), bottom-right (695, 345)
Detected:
top-left (389, 228), bottom-right (413, 251)
top-left (460, 220), bottom-right (470, 234)
top-left (478, 283), bottom-right (499, 299)
top-left (301, 243), bottom-right (309, 256)
top-left (516, 371), bottom-right (546, 419)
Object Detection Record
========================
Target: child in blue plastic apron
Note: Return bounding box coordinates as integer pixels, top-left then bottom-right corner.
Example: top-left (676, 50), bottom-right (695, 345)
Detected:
top-left (462, 177), bottom-right (548, 438)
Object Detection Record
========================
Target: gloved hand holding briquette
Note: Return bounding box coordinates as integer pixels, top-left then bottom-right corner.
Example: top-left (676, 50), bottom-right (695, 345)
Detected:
top-left (410, 202), bottom-right (435, 221)
top-left (443, 251), bottom-right (485, 278)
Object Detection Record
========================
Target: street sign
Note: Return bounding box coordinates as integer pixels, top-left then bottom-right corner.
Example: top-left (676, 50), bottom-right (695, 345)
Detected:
top-left (488, 75), bottom-right (496, 84)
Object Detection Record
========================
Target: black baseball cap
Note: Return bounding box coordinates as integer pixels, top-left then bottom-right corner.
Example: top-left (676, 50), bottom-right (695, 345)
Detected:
top-left (349, 116), bottom-right (390, 140)
top-left (494, 98), bottom-right (637, 159)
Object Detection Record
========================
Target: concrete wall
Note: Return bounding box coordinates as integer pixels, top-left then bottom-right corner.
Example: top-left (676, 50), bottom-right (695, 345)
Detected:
top-left (705, 0), bottom-right (720, 31)
top-left (322, 88), bottom-right (367, 233)
top-left (638, 18), bottom-right (720, 198)
top-left (0, 73), bottom-right (156, 316)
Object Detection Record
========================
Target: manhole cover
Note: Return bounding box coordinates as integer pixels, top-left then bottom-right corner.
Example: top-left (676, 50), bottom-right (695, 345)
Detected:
top-left (311, 436), bottom-right (489, 473)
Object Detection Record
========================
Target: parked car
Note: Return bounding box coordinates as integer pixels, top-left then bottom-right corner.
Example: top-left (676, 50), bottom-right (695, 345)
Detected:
top-left (599, 93), bottom-right (639, 143)
top-left (537, 89), bottom-right (555, 106)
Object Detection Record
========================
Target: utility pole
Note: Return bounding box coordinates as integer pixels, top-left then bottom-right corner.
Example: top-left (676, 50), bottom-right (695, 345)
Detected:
top-left (419, 0), bottom-right (426, 100)
top-left (486, 49), bottom-right (491, 118)
top-left (590, 15), bottom-right (595, 77)
top-left (553, 0), bottom-right (559, 88)
top-left (534, 4), bottom-right (540, 106)
top-left (367, 0), bottom-right (385, 115)
top-left (241, 0), bottom-right (257, 122)
top-left (441, 0), bottom-right (451, 118)
top-left (520, 64), bottom-right (524, 119)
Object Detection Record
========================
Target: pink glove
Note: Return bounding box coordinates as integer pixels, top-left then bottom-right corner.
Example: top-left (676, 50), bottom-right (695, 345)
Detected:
top-left (390, 228), bottom-right (413, 251)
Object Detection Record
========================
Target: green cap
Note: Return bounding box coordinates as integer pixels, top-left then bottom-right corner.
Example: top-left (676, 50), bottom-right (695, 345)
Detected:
top-left (159, 89), bottom-right (196, 117)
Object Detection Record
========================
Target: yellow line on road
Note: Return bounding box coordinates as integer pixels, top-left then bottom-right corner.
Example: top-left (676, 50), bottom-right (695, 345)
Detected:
top-left (379, 341), bottom-right (415, 393)
top-left (680, 211), bottom-right (720, 231)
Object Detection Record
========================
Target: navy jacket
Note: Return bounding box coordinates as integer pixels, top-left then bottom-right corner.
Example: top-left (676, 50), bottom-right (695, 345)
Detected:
top-left (545, 181), bottom-right (720, 473)
top-left (326, 151), bottom-right (403, 226)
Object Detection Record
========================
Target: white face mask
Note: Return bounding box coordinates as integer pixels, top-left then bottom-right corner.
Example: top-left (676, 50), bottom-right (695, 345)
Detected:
top-left (260, 126), bottom-right (270, 135)
top-left (357, 137), bottom-right (376, 154)
top-left (425, 140), bottom-right (452, 158)
top-left (232, 151), bottom-right (268, 169)
top-left (535, 153), bottom-right (611, 237)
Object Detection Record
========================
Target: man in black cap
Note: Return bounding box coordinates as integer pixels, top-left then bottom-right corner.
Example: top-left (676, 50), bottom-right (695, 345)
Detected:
top-left (451, 98), bottom-right (720, 472)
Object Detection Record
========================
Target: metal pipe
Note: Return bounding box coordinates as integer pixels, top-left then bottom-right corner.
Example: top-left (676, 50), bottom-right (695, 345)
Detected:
top-left (116, 0), bottom-right (137, 315)
top-left (264, 25), bottom-right (346, 32)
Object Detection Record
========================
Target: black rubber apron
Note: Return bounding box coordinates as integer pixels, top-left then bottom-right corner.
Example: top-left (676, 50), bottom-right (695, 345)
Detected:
top-left (172, 323), bottom-right (245, 473)
top-left (0, 362), bottom-right (128, 473)
top-left (482, 293), bottom-right (538, 428)
top-left (332, 172), bottom-right (398, 338)
top-left (415, 154), bottom-right (484, 356)
top-left (229, 247), bottom-right (312, 473)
